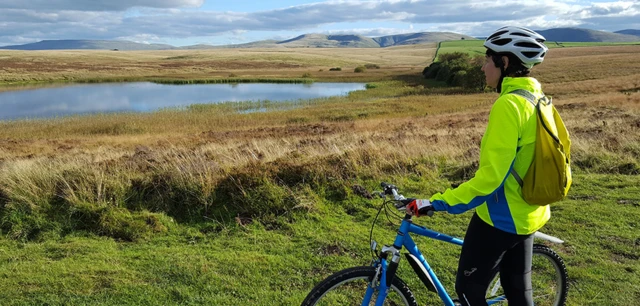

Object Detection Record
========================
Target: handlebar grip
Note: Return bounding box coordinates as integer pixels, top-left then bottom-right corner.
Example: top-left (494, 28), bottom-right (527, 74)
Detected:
top-left (380, 182), bottom-right (397, 195)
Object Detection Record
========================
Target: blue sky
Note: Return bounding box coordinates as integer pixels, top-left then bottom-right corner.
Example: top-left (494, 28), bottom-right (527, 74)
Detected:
top-left (0, 0), bottom-right (638, 46)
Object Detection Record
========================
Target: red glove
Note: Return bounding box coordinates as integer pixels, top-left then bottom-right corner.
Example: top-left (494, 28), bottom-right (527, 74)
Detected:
top-left (404, 199), bottom-right (434, 217)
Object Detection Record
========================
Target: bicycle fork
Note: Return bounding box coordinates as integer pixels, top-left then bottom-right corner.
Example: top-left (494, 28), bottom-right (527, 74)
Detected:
top-left (363, 246), bottom-right (402, 306)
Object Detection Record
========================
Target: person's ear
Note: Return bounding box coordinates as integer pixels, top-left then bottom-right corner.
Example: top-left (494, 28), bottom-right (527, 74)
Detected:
top-left (502, 56), bottom-right (509, 69)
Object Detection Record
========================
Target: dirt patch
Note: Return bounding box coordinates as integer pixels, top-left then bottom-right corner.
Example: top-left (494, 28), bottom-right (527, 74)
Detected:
top-left (316, 243), bottom-right (357, 258)
top-left (556, 102), bottom-right (587, 110)
top-left (617, 199), bottom-right (640, 207)
top-left (201, 123), bottom-right (342, 142)
top-left (352, 184), bottom-right (373, 199)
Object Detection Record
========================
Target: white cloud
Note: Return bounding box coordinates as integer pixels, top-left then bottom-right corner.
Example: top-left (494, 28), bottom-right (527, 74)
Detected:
top-left (0, 0), bottom-right (637, 46)
top-left (0, 0), bottom-right (204, 11)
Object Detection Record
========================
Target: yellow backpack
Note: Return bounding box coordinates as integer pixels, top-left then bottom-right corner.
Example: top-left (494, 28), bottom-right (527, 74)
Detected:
top-left (510, 89), bottom-right (572, 205)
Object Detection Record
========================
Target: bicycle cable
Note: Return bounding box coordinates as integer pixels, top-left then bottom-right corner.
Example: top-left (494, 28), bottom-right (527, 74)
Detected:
top-left (369, 199), bottom-right (388, 259)
top-left (383, 200), bottom-right (404, 224)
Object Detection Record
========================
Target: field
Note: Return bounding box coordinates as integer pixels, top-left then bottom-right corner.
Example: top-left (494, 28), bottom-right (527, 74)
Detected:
top-left (0, 44), bottom-right (639, 305)
top-left (0, 44), bottom-right (436, 86)
top-left (433, 39), bottom-right (640, 60)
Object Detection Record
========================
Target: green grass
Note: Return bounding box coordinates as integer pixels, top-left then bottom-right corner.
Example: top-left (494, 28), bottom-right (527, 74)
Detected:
top-left (1, 45), bottom-right (639, 305)
top-left (435, 40), bottom-right (640, 59)
top-left (0, 173), bottom-right (638, 305)
top-left (434, 40), bottom-right (486, 60)
top-left (548, 42), bottom-right (640, 48)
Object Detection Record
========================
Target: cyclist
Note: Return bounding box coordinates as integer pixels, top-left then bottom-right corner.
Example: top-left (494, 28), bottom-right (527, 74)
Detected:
top-left (404, 26), bottom-right (550, 306)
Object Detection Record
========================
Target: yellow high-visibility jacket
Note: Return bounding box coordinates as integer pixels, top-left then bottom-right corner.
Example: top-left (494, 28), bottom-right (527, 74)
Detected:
top-left (430, 77), bottom-right (550, 235)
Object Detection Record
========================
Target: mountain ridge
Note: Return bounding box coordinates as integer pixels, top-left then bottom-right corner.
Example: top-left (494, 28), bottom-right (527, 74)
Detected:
top-left (537, 28), bottom-right (640, 42)
top-left (1, 28), bottom-right (638, 51)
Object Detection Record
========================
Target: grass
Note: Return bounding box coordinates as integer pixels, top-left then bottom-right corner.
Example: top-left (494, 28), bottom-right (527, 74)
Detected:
top-left (434, 39), bottom-right (640, 60)
top-left (0, 173), bottom-right (638, 305)
top-left (0, 45), bottom-right (435, 86)
top-left (0, 45), bottom-right (639, 305)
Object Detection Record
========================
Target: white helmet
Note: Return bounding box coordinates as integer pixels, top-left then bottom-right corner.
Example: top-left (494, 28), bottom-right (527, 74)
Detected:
top-left (483, 26), bottom-right (548, 69)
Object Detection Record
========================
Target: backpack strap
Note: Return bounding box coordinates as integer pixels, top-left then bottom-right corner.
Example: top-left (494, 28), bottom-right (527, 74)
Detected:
top-left (511, 168), bottom-right (524, 187)
top-left (509, 89), bottom-right (537, 107)
top-left (507, 89), bottom-right (537, 188)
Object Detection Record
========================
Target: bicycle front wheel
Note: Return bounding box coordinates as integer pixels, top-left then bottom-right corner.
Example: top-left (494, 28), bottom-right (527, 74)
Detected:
top-left (301, 266), bottom-right (418, 306)
top-left (485, 244), bottom-right (568, 306)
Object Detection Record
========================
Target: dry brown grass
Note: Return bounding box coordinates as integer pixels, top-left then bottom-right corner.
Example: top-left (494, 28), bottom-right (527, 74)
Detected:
top-left (0, 44), bottom-right (637, 249)
top-left (0, 46), bottom-right (638, 223)
top-left (0, 46), bottom-right (638, 164)
top-left (0, 44), bottom-right (436, 85)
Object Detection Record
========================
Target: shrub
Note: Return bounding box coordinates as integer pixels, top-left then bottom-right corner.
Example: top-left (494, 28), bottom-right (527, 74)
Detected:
top-left (435, 65), bottom-right (452, 83)
top-left (461, 58), bottom-right (486, 91)
top-left (423, 62), bottom-right (442, 79)
top-left (354, 66), bottom-right (366, 73)
top-left (451, 70), bottom-right (467, 87)
top-left (424, 52), bottom-right (485, 91)
top-left (364, 64), bottom-right (380, 69)
top-left (329, 67), bottom-right (342, 71)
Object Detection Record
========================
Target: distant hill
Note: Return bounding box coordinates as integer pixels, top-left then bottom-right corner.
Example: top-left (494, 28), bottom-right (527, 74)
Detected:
top-left (0, 40), bottom-right (174, 51)
top-left (275, 34), bottom-right (380, 48)
top-left (615, 29), bottom-right (640, 37)
top-left (374, 32), bottom-right (475, 47)
top-left (2, 28), bottom-right (638, 51)
top-left (190, 32), bottom-right (474, 49)
top-left (537, 28), bottom-right (640, 42)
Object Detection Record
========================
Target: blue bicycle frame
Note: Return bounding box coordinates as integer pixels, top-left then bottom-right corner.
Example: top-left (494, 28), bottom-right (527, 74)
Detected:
top-left (363, 217), bottom-right (507, 306)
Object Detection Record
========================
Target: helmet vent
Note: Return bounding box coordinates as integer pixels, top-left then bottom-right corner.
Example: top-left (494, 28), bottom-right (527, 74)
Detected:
top-left (487, 30), bottom-right (508, 40)
top-left (515, 42), bottom-right (541, 48)
top-left (492, 38), bottom-right (512, 46)
top-left (522, 51), bottom-right (540, 58)
top-left (512, 32), bottom-right (530, 37)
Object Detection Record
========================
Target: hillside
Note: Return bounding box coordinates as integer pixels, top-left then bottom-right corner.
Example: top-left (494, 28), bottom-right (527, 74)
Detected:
top-left (0, 39), bottom-right (174, 51)
top-left (276, 33), bottom-right (380, 48)
top-left (2, 28), bottom-right (638, 50)
top-left (194, 40), bottom-right (282, 49)
top-left (615, 29), bottom-right (640, 37)
top-left (538, 28), bottom-right (640, 42)
top-left (0, 32), bottom-right (477, 50)
top-left (374, 32), bottom-right (475, 47)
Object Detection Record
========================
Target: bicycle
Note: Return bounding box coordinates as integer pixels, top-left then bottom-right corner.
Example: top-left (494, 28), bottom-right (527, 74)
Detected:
top-left (302, 182), bottom-right (568, 306)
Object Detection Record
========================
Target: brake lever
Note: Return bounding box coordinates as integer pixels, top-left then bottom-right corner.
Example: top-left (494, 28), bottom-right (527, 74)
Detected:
top-left (372, 191), bottom-right (385, 199)
top-left (394, 202), bottom-right (407, 211)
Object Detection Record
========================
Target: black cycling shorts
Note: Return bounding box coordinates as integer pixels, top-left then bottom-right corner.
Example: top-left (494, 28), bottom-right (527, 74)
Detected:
top-left (455, 213), bottom-right (534, 306)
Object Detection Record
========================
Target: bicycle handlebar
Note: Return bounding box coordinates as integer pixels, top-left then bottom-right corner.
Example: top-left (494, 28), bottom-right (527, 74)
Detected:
top-left (379, 182), bottom-right (435, 217)
top-left (380, 182), bottom-right (408, 211)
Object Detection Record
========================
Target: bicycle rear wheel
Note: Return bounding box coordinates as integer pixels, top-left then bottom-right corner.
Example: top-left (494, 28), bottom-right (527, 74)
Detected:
top-left (301, 266), bottom-right (418, 306)
top-left (485, 244), bottom-right (568, 306)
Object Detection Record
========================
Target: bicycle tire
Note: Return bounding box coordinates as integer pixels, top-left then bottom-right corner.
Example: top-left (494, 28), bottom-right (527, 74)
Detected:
top-left (486, 244), bottom-right (568, 306)
top-left (301, 266), bottom-right (418, 306)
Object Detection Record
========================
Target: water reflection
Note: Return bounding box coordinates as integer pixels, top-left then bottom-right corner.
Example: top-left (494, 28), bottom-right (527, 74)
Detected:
top-left (0, 82), bottom-right (365, 121)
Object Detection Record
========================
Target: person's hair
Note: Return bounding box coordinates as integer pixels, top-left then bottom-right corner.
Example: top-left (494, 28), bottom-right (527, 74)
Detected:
top-left (486, 48), bottom-right (531, 92)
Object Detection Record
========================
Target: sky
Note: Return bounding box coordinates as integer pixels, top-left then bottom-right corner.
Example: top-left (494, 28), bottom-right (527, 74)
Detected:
top-left (0, 0), bottom-right (638, 47)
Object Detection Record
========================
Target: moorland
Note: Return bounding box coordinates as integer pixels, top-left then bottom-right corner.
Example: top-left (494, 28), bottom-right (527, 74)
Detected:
top-left (0, 43), bottom-right (639, 305)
